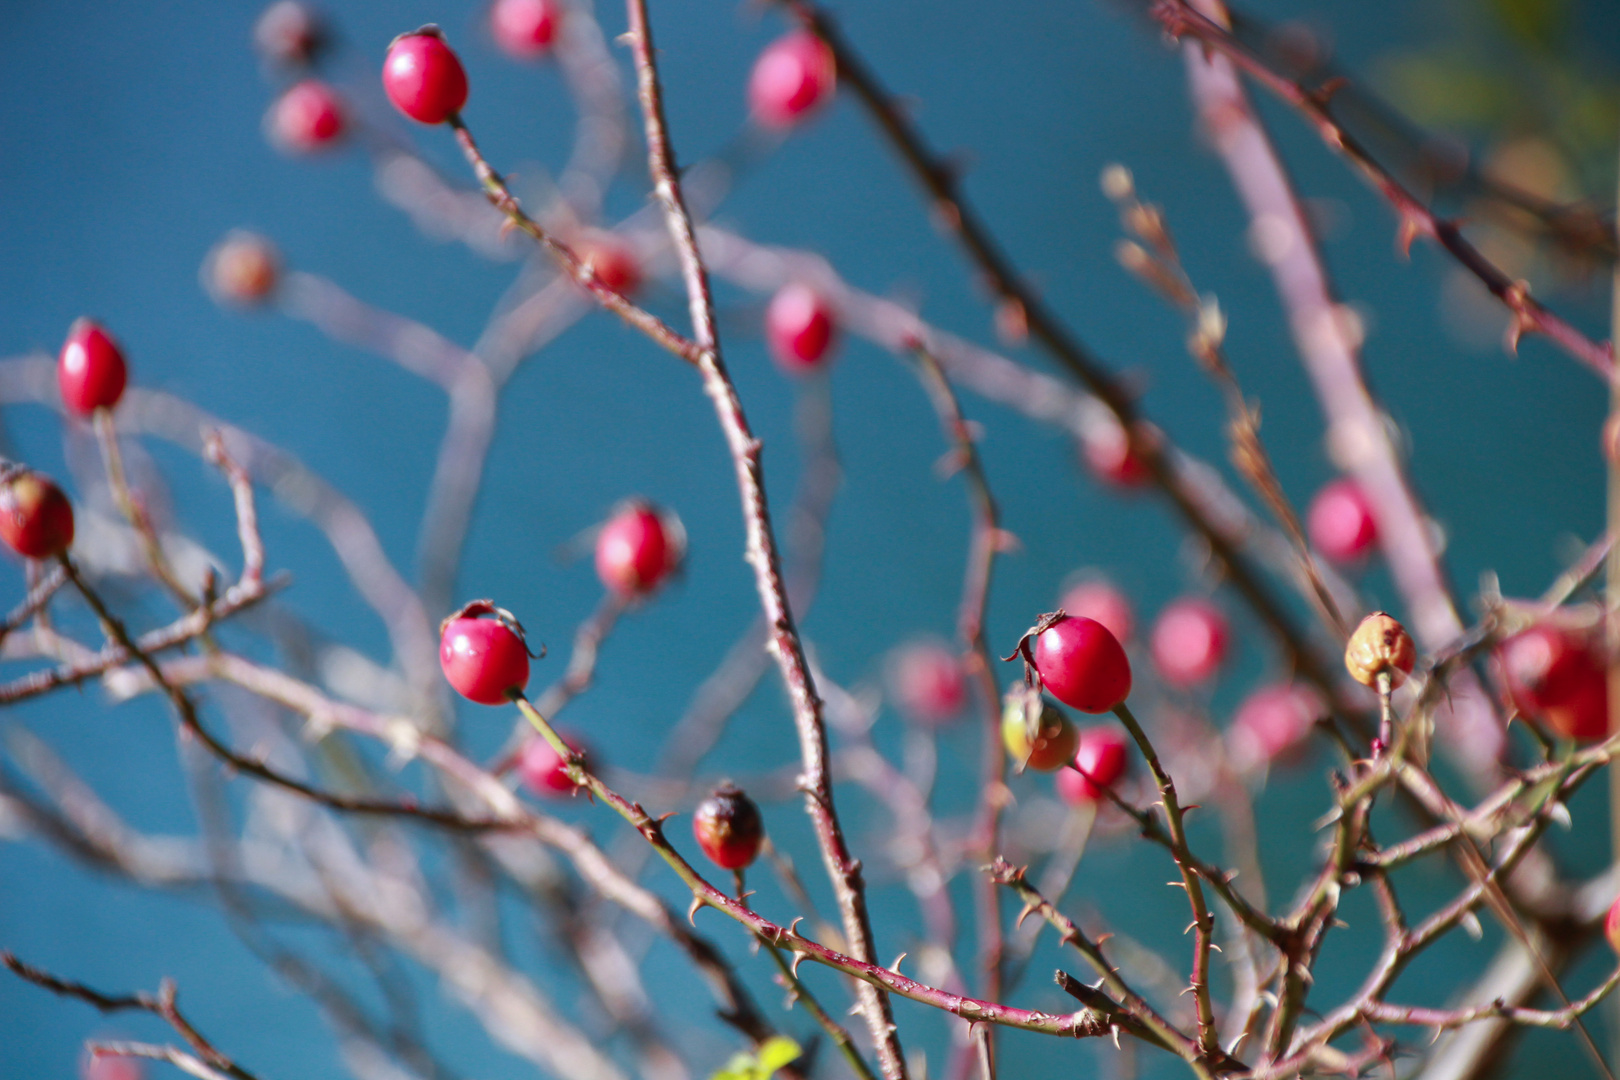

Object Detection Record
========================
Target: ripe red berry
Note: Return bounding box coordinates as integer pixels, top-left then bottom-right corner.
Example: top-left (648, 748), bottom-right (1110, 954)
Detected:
top-left (595, 502), bottom-right (681, 597)
top-left (575, 232), bottom-right (642, 296)
top-left (1002, 693), bottom-right (1079, 771)
top-left (1055, 725), bottom-right (1129, 805)
top-left (1501, 624), bottom-right (1609, 741)
top-left (1150, 597), bottom-right (1228, 688)
top-left (747, 31), bottom-right (835, 128)
top-left (1307, 479), bottom-right (1377, 563)
top-left (254, 1), bottom-right (325, 68)
top-left (517, 732), bottom-right (587, 796)
top-left (765, 283), bottom-right (836, 372)
top-left (1606, 894), bottom-right (1620, 954)
top-left (58, 318), bottom-right (128, 415)
top-left (268, 79), bottom-right (346, 153)
top-left (1059, 578), bottom-right (1134, 644)
top-left (1228, 683), bottom-right (1324, 770)
top-left (84, 1054), bottom-right (145, 1080)
top-left (491, 0), bottom-right (561, 59)
top-left (438, 600), bottom-right (531, 704)
top-left (205, 231), bottom-right (280, 306)
top-left (692, 783), bottom-right (764, 870)
top-left (1030, 615), bottom-right (1132, 714)
top-left (1080, 415), bottom-right (1151, 487)
top-left (0, 469), bottom-right (75, 560)
top-left (383, 29), bottom-right (469, 125)
top-left (889, 640), bottom-right (966, 725)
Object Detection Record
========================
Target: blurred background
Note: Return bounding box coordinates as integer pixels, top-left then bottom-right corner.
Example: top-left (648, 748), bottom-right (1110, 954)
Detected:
top-left (1, 0), bottom-right (1617, 1077)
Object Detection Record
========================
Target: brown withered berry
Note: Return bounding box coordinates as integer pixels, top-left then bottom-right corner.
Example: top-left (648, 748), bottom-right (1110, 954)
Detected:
top-left (1345, 612), bottom-right (1415, 689)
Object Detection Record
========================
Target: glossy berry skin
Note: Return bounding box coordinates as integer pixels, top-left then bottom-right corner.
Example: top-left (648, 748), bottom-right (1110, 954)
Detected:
top-left (692, 784), bottom-right (764, 870)
top-left (1055, 725), bottom-right (1129, 805)
top-left (268, 80), bottom-right (346, 153)
top-left (0, 470), bottom-right (75, 559)
top-left (1307, 479), bottom-right (1377, 563)
top-left (58, 318), bottom-right (128, 415)
top-left (1060, 579), bottom-right (1134, 644)
top-left (383, 30), bottom-right (469, 124)
top-left (492, 0), bottom-right (560, 58)
top-left (1081, 417), bottom-right (1150, 488)
top-left (439, 602), bottom-right (530, 704)
top-left (1606, 894), bottom-right (1620, 954)
top-left (748, 31), bottom-right (835, 128)
top-left (1228, 683), bottom-right (1323, 769)
top-left (596, 503), bottom-right (679, 597)
top-left (517, 733), bottom-right (586, 796)
top-left (1150, 598), bottom-right (1228, 688)
top-left (1032, 615), bottom-right (1132, 714)
top-left (205, 232), bottom-right (280, 305)
top-left (889, 641), bottom-right (966, 725)
top-left (1002, 696), bottom-right (1078, 772)
top-left (766, 283), bottom-right (836, 372)
top-left (576, 233), bottom-right (641, 296)
top-left (1501, 625), bottom-right (1608, 741)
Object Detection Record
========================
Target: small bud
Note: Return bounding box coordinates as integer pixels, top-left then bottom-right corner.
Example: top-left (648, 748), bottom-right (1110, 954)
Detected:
top-left (693, 783), bottom-right (764, 870)
top-left (1345, 612), bottom-right (1415, 689)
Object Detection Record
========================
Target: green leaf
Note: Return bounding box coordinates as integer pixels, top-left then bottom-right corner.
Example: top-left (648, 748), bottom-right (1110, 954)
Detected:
top-left (707, 1037), bottom-right (802, 1080)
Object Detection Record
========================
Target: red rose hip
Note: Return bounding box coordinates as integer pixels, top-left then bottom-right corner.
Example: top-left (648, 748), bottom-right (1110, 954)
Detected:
top-left (383, 29), bottom-right (469, 124)
top-left (268, 79), bottom-right (346, 153)
top-left (517, 732), bottom-right (587, 796)
top-left (439, 600), bottom-right (531, 704)
top-left (1055, 725), bottom-right (1129, 805)
top-left (491, 0), bottom-right (561, 58)
top-left (1606, 894), bottom-right (1620, 954)
top-left (1308, 479), bottom-right (1377, 563)
top-left (596, 502), bottom-right (681, 597)
top-left (0, 469), bottom-right (75, 560)
top-left (1150, 597), bottom-right (1228, 688)
top-left (1228, 682), bottom-right (1324, 769)
top-left (766, 283), bottom-right (836, 372)
top-left (692, 783), bottom-right (764, 870)
top-left (888, 640), bottom-right (966, 725)
top-left (575, 232), bottom-right (641, 296)
top-left (58, 318), bottom-right (128, 415)
top-left (747, 31), bottom-right (835, 128)
top-left (1501, 624), bottom-right (1609, 741)
top-left (1080, 415), bottom-right (1151, 488)
top-left (1029, 615), bottom-right (1132, 714)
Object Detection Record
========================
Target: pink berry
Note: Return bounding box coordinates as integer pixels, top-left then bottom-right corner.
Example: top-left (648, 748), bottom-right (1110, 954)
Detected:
top-left (747, 31), bottom-right (835, 128)
top-left (1080, 415), bottom-right (1150, 488)
top-left (692, 783), bottom-right (765, 870)
top-left (254, 1), bottom-right (325, 68)
top-left (595, 502), bottom-right (681, 597)
top-left (1150, 598), bottom-right (1228, 688)
top-left (889, 641), bottom-right (966, 725)
top-left (1228, 683), bottom-right (1323, 768)
top-left (1055, 725), bottom-right (1129, 805)
top-left (1501, 625), bottom-right (1609, 741)
top-left (0, 470), bottom-right (75, 560)
top-left (1059, 578), bottom-right (1134, 644)
top-left (765, 283), bottom-right (836, 372)
top-left (83, 1054), bottom-right (145, 1080)
top-left (1606, 894), bottom-right (1620, 954)
top-left (575, 232), bottom-right (642, 296)
top-left (205, 231), bottom-right (280, 306)
top-left (1030, 615), bottom-right (1132, 714)
top-left (517, 732), bottom-right (587, 796)
top-left (268, 80), bottom-right (345, 154)
top-left (58, 318), bottom-right (128, 415)
top-left (383, 29), bottom-right (469, 125)
top-left (1307, 479), bottom-right (1377, 563)
top-left (491, 0), bottom-right (561, 58)
top-left (439, 600), bottom-right (531, 704)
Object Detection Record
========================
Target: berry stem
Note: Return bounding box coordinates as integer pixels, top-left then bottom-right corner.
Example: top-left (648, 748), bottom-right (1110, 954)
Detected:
top-left (93, 409), bottom-right (200, 609)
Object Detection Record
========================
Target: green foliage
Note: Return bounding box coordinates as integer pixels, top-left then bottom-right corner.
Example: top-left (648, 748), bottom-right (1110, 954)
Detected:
top-left (709, 1037), bottom-right (802, 1080)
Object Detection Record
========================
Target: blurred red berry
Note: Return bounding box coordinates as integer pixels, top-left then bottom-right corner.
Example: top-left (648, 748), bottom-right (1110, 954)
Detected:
top-left (439, 600), bottom-right (530, 704)
top-left (0, 469), bottom-right (75, 560)
top-left (254, 1), bottom-right (325, 68)
top-left (1307, 479), bottom-right (1377, 563)
top-left (1501, 624), bottom-right (1609, 741)
top-left (268, 79), bottom-right (347, 153)
top-left (692, 783), bottom-right (764, 870)
top-left (575, 232), bottom-right (641, 296)
top-left (205, 232), bottom-right (280, 306)
top-left (1150, 597), bottom-right (1228, 688)
top-left (889, 641), bottom-right (966, 725)
top-left (1059, 578), bottom-right (1134, 643)
top-left (1607, 894), bottom-right (1620, 954)
top-left (1080, 415), bottom-right (1150, 487)
top-left (1229, 683), bottom-right (1323, 769)
top-left (596, 502), bottom-right (681, 597)
top-left (1055, 725), bottom-right (1129, 805)
top-left (766, 283), bottom-right (836, 372)
top-left (491, 0), bottom-right (561, 58)
top-left (384, 29), bottom-right (469, 124)
top-left (748, 31), bottom-right (835, 128)
top-left (517, 733), bottom-right (586, 796)
top-left (83, 1054), bottom-right (145, 1080)
top-left (58, 318), bottom-right (128, 415)
top-left (1030, 615), bottom-right (1131, 714)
